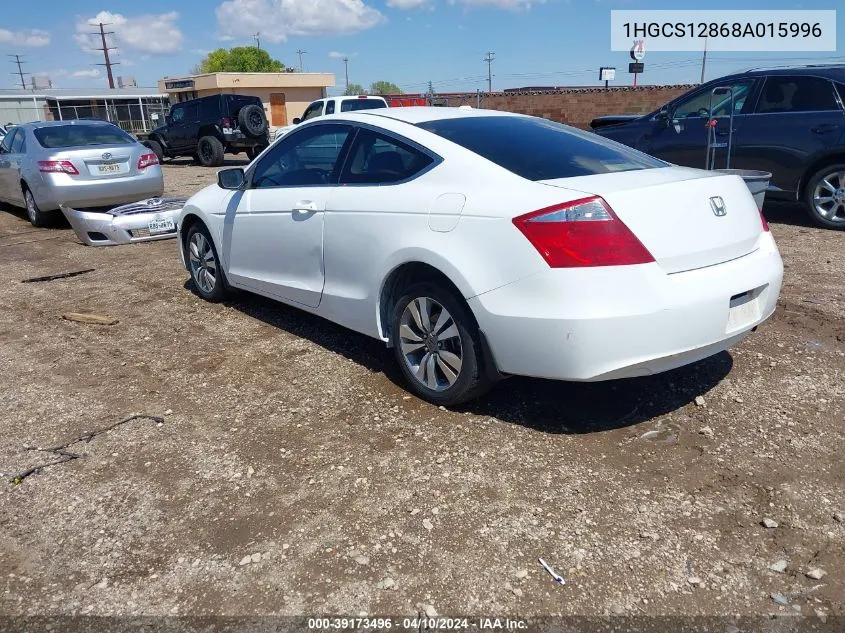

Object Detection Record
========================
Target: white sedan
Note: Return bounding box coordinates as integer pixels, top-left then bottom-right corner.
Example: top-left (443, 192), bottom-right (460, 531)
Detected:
top-left (177, 107), bottom-right (783, 405)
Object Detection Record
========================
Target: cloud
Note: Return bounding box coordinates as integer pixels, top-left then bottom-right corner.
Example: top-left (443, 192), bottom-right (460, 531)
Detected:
top-left (328, 51), bottom-right (357, 59)
top-left (192, 48), bottom-right (213, 56)
top-left (74, 11), bottom-right (183, 55)
top-left (0, 28), bottom-right (51, 47)
top-left (452, 0), bottom-right (543, 9)
top-left (215, 0), bottom-right (385, 43)
top-left (72, 68), bottom-right (101, 78)
top-left (387, 0), bottom-right (430, 8)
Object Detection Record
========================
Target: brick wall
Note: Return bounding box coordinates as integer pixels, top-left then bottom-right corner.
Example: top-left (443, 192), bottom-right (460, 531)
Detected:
top-left (479, 85), bottom-right (695, 129)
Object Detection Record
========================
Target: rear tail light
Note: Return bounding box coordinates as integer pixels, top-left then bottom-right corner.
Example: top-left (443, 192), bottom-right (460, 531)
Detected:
top-left (759, 208), bottom-right (770, 232)
top-left (221, 117), bottom-right (232, 127)
top-left (137, 153), bottom-right (159, 170)
top-left (38, 160), bottom-right (78, 175)
top-left (512, 196), bottom-right (655, 268)
top-left (357, 95), bottom-right (368, 98)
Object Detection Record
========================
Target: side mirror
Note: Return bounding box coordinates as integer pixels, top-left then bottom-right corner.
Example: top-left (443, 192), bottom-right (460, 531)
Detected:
top-left (656, 109), bottom-right (671, 127)
top-left (217, 167), bottom-right (245, 190)
top-left (292, 117), bottom-right (301, 125)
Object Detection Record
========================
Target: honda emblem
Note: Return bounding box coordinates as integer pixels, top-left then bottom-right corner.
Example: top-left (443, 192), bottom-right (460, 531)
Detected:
top-left (710, 196), bottom-right (727, 217)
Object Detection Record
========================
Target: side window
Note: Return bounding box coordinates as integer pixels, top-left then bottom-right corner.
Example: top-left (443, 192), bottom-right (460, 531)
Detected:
top-left (325, 100), bottom-right (335, 115)
top-left (340, 129), bottom-right (434, 185)
top-left (11, 129), bottom-right (25, 153)
top-left (672, 80), bottom-right (755, 119)
top-left (300, 102), bottom-right (324, 122)
top-left (1, 129), bottom-right (18, 153)
top-left (756, 76), bottom-right (839, 113)
top-left (200, 98), bottom-right (220, 121)
top-left (251, 124), bottom-right (352, 188)
top-left (170, 106), bottom-right (184, 123)
top-left (184, 103), bottom-right (199, 121)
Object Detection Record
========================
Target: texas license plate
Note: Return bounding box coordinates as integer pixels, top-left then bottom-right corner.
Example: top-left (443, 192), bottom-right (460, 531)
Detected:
top-left (148, 218), bottom-right (175, 235)
top-left (98, 163), bottom-right (120, 174)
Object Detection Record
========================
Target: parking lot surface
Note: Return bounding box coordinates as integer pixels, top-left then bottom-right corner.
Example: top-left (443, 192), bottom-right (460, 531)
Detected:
top-left (1, 158), bottom-right (843, 620)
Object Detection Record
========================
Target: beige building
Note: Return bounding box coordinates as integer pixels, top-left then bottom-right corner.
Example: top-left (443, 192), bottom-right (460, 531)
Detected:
top-left (157, 72), bottom-right (335, 128)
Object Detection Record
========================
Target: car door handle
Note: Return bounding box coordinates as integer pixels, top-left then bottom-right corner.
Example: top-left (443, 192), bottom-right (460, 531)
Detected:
top-left (292, 200), bottom-right (319, 212)
top-left (811, 123), bottom-right (839, 134)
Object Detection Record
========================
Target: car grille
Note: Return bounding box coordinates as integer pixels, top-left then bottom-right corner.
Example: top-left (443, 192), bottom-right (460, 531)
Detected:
top-left (109, 197), bottom-right (189, 217)
top-left (129, 228), bottom-right (151, 238)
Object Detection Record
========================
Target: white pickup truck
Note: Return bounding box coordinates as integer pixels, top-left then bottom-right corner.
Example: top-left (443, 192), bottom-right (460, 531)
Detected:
top-left (274, 95), bottom-right (389, 141)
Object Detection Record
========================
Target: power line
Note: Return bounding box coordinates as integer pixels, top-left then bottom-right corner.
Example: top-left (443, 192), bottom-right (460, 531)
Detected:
top-left (483, 51), bottom-right (495, 93)
top-left (296, 49), bottom-right (307, 72)
top-left (8, 54), bottom-right (29, 90)
top-left (91, 22), bottom-right (119, 89)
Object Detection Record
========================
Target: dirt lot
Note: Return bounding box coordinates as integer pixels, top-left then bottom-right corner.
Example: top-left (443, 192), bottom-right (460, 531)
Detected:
top-left (1, 157), bottom-right (843, 628)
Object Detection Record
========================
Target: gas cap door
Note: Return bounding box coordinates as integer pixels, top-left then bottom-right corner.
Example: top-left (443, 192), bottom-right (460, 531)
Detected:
top-left (428, 193), bottom-right (466, 233)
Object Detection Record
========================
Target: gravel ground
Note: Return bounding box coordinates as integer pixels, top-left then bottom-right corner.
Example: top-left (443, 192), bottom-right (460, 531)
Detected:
top-left (0, 158), bottom-right (843, 627)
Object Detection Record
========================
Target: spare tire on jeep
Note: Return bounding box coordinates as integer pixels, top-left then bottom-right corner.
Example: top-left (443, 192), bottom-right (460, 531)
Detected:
top-left (238, 104), bottom-right (268, 138)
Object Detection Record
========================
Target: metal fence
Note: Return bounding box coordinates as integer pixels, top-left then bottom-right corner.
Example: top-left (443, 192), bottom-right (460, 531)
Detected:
top-left (0, 99), bottom-right (169, 136)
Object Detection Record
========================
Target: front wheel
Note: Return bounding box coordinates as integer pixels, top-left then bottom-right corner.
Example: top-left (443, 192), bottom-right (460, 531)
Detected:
top-left (805, 164), bottom-right (845, 230)
top-left (186, 224), bottom-right (227, 302)
top-left (391, 281), bottom-right (491, 406)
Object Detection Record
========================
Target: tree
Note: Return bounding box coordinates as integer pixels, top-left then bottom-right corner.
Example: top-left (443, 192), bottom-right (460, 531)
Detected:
top-left (344, 83), bottom-right (364, 96)
top-left (197, 47), bottom-right (284, 73)
top-left (369, 81), bottom-right (402, 95)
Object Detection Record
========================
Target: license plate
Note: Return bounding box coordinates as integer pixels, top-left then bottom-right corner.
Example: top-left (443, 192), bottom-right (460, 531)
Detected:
top-left (148, 218), bottom-right (175, 235)
top-left (98, 163), bottom-right (121, 174)
top-left (726, 291), bottom-right (761, 331)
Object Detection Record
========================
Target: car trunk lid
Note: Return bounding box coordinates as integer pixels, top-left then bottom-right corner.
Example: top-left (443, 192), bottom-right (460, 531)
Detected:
top-left (539, 167), bottom-right (763, 274)
top-left (51, 146), bottom-right (136, 179)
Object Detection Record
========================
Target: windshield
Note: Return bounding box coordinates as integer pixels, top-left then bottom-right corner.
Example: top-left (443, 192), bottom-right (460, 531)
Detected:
top-left (418, 115), bottom-right (665, 181)
top-left (34, 124), bottom-right (136, 149)
top-left (340, 99), bottom-right (387, 112)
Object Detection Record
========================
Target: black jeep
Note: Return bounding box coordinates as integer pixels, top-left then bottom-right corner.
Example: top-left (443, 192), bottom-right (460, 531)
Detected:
top-left (144, 94), bottom-right (269, 167)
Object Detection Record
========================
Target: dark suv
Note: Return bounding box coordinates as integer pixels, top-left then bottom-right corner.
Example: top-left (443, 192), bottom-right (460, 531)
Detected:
top-left (593, 65), bottom-right (845, 229)
top-left (144, 94), bottom-right (269, 167)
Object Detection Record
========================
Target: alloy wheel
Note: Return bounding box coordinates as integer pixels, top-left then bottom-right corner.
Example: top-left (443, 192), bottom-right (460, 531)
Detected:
top-left (399, 297), bottom-right (463, 392)
top-left (188, 232), bottom-right (217, 294)
top-left (812, 171), bottom-right (845, 224)
top-left (25, 190), bottom-right (37, 223)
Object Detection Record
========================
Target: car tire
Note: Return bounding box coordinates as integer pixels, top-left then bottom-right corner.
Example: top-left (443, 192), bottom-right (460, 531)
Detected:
top-left (146, 139), bottom-right (165, 163)
top-left (805, 164), bottom-right (845, 230)
top-left (246, 145), bottom-right (267, 161)
top-left (238, 104), bottom-right (268, 138)
top-left (197, 136), bottom-right (225, 167)
top-left (391, 281), bottom-right (491, 406)
top-left (186, 223), bottom-right (227, 302)
top-left (23, 185), bottom-right (53, 228)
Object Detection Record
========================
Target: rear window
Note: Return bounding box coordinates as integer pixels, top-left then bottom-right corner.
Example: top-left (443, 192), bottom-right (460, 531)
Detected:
top-left (226, 95), bottom-right (261, 115)
top-left (417, 115), bottom-right (665, 181)
top-left (340, 99), bottom-right (387, 112)
top-left (34, 124), bottom-right (135, 149)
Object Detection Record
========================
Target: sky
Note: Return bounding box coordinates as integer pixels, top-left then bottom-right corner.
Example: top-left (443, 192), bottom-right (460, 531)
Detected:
top-left (0, 0), bottom-right (842, 95)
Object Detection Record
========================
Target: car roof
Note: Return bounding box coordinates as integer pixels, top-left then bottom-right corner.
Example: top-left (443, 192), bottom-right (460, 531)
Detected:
top-left (712, 64), bottom-right (845, 83)
top-left (347, 105), bottom-right (518, 125)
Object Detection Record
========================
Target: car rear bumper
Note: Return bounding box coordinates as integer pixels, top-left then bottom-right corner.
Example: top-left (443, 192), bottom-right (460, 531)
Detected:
top-left (469, 232), bottom-right (784, 381)
top-left (33, 168), bottom-right (164, 211)
top-left (60, 197), bottom-right (188, 247)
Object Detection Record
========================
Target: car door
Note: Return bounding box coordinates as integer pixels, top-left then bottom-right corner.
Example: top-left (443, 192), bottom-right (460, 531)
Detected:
top-left (0, 129), bottom-right (19, 203)
top-left (732, 74), bottom-right (845, 196)
top-left (643, 77), bottom-right (759, 169)
top-left (0, 129), bottom-right (26, 205)
top-left (180, 102), bottom-right (201, 147)
top-left (225, 122), bottom-right (354, 308)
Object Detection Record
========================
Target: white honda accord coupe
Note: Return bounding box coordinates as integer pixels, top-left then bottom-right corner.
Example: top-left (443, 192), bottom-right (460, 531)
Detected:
top-left (177, 107), bottom-right (783, 405)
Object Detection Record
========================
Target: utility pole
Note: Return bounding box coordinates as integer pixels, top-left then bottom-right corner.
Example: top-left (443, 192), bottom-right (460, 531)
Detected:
top-left (296, 49), bottom-right (307, 72)
top-left (253, 33), bottom-right (260, 50)
top-left (8, 54), bottom-right (28, 90)
top-left (92, 22), bottom-right (119, 89)
top-left (342, 57), bottom-right (349, 92)
top-left (700, 36), bottom-right (708, 84)
top-left (483, 51), bottom-right (495, 93)
top-left (426, 80), bottom-right (434, 105)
